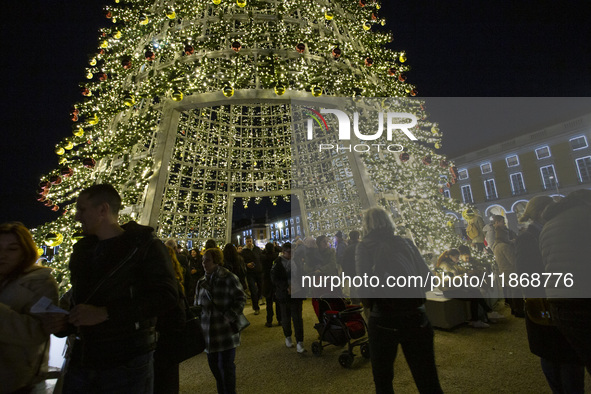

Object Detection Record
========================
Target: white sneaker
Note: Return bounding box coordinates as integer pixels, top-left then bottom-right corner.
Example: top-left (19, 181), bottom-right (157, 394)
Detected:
top-left (487, 311), bottom-right (506, 320)
top-left (297, 342), bottom-right (306, 353)
top-left (471, 320), bottom-right (490, 328)
top-left (285, 337), bottom-right (293, 348)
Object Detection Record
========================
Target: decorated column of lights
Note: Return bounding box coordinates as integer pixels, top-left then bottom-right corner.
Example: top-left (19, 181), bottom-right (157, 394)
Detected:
top-left (34, 0), bottom-right (476, 291)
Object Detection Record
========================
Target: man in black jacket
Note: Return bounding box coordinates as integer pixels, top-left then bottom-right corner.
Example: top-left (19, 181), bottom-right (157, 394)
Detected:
top-left (241, 235), bottom-right (263, 314)
top-left (47, 184), bottom-right (178, 393)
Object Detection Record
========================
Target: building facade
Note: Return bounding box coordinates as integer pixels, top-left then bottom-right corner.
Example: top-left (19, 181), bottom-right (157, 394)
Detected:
top-left (448, 112), bottom-right (591, 231)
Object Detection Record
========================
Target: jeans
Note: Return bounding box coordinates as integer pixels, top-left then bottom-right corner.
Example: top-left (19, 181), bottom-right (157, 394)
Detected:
top-left (279, 299), bottom-right (304, 342)
top-left (246, 272), bottom-right (263, 311)
top-left (368, 309), bottom-right (443, 394)
top-left (540, 358), bottom-right (584, 394)
top-left (207, 348), bottom-right (237, 394)
top-left (62, 351), bottom-right (154, 394)
top-left (266, 293), bottom-right (282, 324)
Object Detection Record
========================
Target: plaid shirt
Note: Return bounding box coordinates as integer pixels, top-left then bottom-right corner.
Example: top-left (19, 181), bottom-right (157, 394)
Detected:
top-left (196, 266), bottom-right (246, 353)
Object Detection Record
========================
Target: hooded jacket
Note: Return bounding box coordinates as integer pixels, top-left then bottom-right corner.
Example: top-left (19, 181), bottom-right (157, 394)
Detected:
top-left (63, 221), bottom-right (178, 367)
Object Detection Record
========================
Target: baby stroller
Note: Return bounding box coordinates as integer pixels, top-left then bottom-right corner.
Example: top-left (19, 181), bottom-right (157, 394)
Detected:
top-left (311, 297), bottom-right (370, 368)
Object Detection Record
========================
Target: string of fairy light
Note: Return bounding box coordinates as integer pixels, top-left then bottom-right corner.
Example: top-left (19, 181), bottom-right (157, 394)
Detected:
top-left (32, 0), bottom-right (482, 292)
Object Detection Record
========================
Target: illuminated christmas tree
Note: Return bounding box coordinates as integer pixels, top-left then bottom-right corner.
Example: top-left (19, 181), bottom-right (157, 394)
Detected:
top-left (34, 0), bottom-right (471, 289)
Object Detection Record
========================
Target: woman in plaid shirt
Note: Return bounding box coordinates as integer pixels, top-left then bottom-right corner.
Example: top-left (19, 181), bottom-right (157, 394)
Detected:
top-left (197, 248), bottom-right (246, 394)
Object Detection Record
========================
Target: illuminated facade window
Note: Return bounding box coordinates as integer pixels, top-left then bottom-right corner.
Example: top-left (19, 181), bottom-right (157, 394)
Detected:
top-left (480, 162), bottom-right (492, 174)
top-left (575, 156), bottom-right (591, 182)
top-left (461, 185), bottom-right (474, 204)
top-left (510, 172), bottom-right (526, 195)
top-left (535, 146), bottom-right (551, 159)
top-left (540, 165), bottom-right (558, 189)
top-left (483, 179), bottom-right (498, 200)
top-left (570, 136), bottom-right (588, 150)
top-left (506, 155), bottom-right (519, 167)
top-left (458, 169), bottom-right (469, 180)
top-left (443, 190), bottom-right (451, 199)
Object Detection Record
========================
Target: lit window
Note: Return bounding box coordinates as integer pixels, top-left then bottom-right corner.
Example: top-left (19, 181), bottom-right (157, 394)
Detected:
top-left (290, 219), bottom-right (294, 225)
top-left (570, 136), bottom-right (588, 150)
top-left (483, 179), bottom-right (498, 200)
top-left (575, 156), bottom-right (591, 182)
top-left (461, 185), bottom-right (473, 204)
top-left (506, 155), bottom-right (519, 167)
top-left (510, 173), bottom-right (526, 195)
top-left (480, 162), bottom-right (492, 174)
top-left (540, 165), bottom-right (558, 189)
top-left (536, 146), bottom-right (551, 159)
top-left (443, 190), bottom-right (451, 199)
top-left (296, 217), bottom-right (300, 224)
top-left (458, 169), bottom-right (469, 180)
top-left (297, 225), bottom-right (301, 235)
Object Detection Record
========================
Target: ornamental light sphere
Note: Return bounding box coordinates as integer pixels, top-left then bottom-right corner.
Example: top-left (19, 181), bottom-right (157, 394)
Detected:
top-left (64, 140), bottom-right (74, 150)
top-left (140, 15), bottom-right (149, 25)
top-left (399, 54), bottom-right (407, 63)
top-left (363, 22), bottom-right (371, 31)
top-left (122, 58), bottom-right (132, 69)
top-left (237, 0), bottom-right (247, 7)
top-left (145, 50), bottom-right (155, 61)
top-left (44, 233), bottom-right (64, 247)
top-left (60, 166), bottom-right (73, 177)
top-left (400, 152), bottom-right (410, 162)
top-left (184, 44), bottom-right (194, 55)
top-left (325, 10), bottom-right (334, 20)
top-left (398, 73), bottom-right (407, 82)
top-left (86, 72), bottom-right (94, 79)
top-left (55, 146), bottom-right (65, 155)
top-left (89, 58), bottom-right (97, 66)
top-left (332, 47), bottom-right (341, 58)
top-left (123, 94), bottom-right (135, 106)
top-left (113, 31), bottom-right (122, 39)
top-left (212, 0), bottom-right (221, 4)
top-left (81, 87), bottom-right (91, 96)
top-left (49, 175), bottom-right (62, 185)
top-left (222, 84), bottom-right (234, 97)
top-left (274, 84), bottom-right (286, 96)
top-left (172, 90), bottom-right (184, 101)
top-left (83, 158), bottom-right (96, 168)
top-left (88, 114), bottom-right (99, 125)
top-left (166, 8), bottom-right (176, 19)
top-left (364, 57), bottom-right (373, 66)
top-left (312, 86), bottom-right (323, 97)
top-left (296, 43), bottom-right (306, 53)
top-left (73, 126), bottom-right (84, 137)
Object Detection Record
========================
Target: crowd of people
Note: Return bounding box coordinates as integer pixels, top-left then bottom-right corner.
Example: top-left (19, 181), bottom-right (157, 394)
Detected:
top-left (1, 183), bottom-right (590, 394)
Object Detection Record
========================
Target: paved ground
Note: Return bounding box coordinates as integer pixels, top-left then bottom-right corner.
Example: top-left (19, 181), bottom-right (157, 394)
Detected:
top-left (179, 299), bottom-right (591, 393)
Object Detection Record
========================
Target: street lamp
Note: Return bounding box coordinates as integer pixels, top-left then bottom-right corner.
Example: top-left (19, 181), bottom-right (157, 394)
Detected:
top-left (277, 221), bottom-right (284, 241)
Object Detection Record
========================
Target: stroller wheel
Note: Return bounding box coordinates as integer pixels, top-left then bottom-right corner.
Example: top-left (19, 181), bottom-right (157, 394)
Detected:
top-left (360, 342), bottom-right (370, 359)
top-left (338, 352), bottom-right (354, 368)
top-left (311, 341), bottom-right (323, 356)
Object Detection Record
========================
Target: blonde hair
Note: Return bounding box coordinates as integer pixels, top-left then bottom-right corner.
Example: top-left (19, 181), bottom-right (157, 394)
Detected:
top-left (362, 207), bottom-right (395, 234)
top-left (0, 222), bottom-right (39, 274)
top-left (165, 245), bottom-right (185, 295)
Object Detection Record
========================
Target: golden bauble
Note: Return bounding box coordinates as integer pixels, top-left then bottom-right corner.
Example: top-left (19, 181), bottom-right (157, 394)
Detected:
top-left (363, 22), bottom-right (371, 31)
top-left (123, 95), bottom-right (135, 106)
top-left (64, 141), bottom-right (74, 150)
top-left (399, 54), bottom-right (407, 63)
top-left (325, 10), bottom-right (334, 20)
top-left (166, 9), bottom-right (176, 19)
top-left (73, 126), bottom-right (84, 137)
top-left (212, 0), bottom-right (221, 4)
top-left (89, 58), bottom-right (97, 66)
top-left (172, 90), bottom-right (184, 101)
top-left (222, 85), bottom-right (235, 97)
top-left (55, 147), bottom-right (65, 155)
top-left (100, 40), bottom-right (108, 48)
top-left (274, 84), bottom-right (286, 96)
top-left (44, 233), bottom-right (64, 247)
top-left (86, 72), bottom-right (94, 79)
top-left (88, 114), bottom-right (99, 125)
top-left (237, 0), bottom-right (247, 7)
top-left (140, 16), bottom-right (149, 25)
top-left (312, 86), bottom-right (323, 97)
top-left (113, 31), bottom-right (122, 39)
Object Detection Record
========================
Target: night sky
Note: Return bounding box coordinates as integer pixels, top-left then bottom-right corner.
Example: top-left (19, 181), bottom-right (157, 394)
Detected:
top-left (1, 0), bottom-right (590, 228)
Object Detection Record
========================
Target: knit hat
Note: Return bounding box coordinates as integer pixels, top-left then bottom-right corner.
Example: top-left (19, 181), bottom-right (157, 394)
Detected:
top-left (519, 195), bottom-right (553, 223)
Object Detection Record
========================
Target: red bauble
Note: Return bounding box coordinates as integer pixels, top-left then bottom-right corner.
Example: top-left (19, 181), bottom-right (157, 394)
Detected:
top-left (231, 41), bottom-right (242, 52)
top-left (105, 11), bottom-right (112, 18)
top-left (81, 87), bottom-right (91, 96)
top-left (451, 177), bottom-right (457, 185)
top-left (359, 0), bottom-right (367, 6)
top-left (439, 160), bottom-right (449, 168)
top-left (51, 205), bottom-right (60, 212)
top-left (295, 43), bottom-right (305, 53)
top-left (332, 47), bottom-right (341, 58)
top-left (44, 200), bottom-right (53, 207)
top-left (37, 195), bottom-right (46, 202)
top-left (99, 49), bottom-right (105, 55)
top-left (446, 182), bottom-right (452, 188)
top-left (39, 180), bottom-right (51, 190)
top-left (364, 57), bottom-right (373, 66)
top-left (184, 45), bottom-right (194, 55)
top-left (398, 73), bottom-right (407, 82)
top-left (388, 67), bottom-right (397, 76)
top-left (71, 114), bottom-right (79, 122)
top-left (49, 175), bottom-right (62, 185)
top-left (83, 158), bottom-right (96, 168)
top-left (122, 59), bottom-right (132, 69)
top-left (60, 167), bottom-right (73, 177)
top-left (410, 89), bottom-right (418, 96)
top-left (371, 13), bottom-right (377, 20)
top-left (422, 156), bottom-right (432, 165)
top-left (98, 72), bottom-right (108, 81)
top-left (399, 152), bottom-right (410, 162)
top-left (145, 50), bottom-right (155, 61)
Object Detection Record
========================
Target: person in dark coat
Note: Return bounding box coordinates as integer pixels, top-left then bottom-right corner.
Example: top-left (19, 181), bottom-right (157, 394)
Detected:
top-left (356, 207), bottom-right (442, 394)
top-left (540, 189), bottom-right (591, 375)
top-left (516, 195), bottom-right (584, 393)
top-left (261, 242), bottom-right (280, 327)
top-left (241, 236), bottom-right (263, 315)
